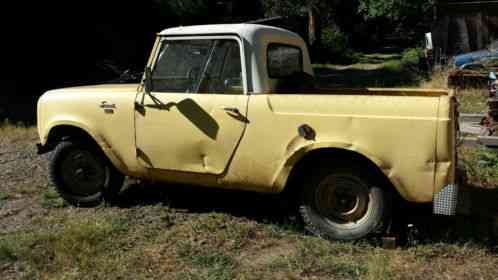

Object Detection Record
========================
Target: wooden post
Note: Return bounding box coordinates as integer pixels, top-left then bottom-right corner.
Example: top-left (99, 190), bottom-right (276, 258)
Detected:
top-left (308, 4), bottom-right (316, 46)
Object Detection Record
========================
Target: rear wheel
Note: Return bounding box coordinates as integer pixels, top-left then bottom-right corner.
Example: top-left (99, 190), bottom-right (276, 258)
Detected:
top-left (299, 166), bottom-right (390, 240)
top-left (49, 141), bottom-right (124, 207)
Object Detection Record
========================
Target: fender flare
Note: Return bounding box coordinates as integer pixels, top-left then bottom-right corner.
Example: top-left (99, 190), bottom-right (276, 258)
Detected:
top-left (272, 141), bottom-right (405, 197)
top-left (43, 119), bottom-right (129, 175)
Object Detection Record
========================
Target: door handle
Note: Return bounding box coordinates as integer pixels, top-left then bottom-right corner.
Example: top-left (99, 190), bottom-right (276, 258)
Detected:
top-left (221, 106), bottom-right (249, 123)
top-left (222, 107), bottom-right (240, 115)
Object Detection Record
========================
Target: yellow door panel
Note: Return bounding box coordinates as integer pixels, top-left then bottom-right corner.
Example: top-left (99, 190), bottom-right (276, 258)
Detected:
top-left (135, 92), bottom-right (248, 174)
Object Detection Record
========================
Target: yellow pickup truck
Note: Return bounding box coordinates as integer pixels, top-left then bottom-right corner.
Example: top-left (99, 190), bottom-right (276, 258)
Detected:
top-left (37, 24), bottom-right (458, 240)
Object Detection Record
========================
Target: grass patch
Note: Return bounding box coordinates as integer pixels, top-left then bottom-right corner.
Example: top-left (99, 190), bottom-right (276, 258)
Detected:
top-left (16, 184), bottom-right (40, 196)
top-left (384, 48), bottom-right (422, 72)
top-left (457, 88), bottom-right (487, 114)
top-left (420, 70), bottom-right (448, 89)
top-left (0, 240), bottom-right (18, 263)
top-left (2, 198), bottom-right (497, 279)
top-left (176, 241), bottom-right (236, 280)
top-left (0, 119), bottom-right (37, 143)
top-left (0, 192), bottom-right (10, 208)
top-left (366, 251), bottom-right (393, 280)
top-left (314, 49), bottom-right (425, 88)
top-left (256, 237), bottom-right (369, 279)
top-left (357, 53), bottom-right (402, 64)
top-left (0, 212), bottom-right (131, 278)
top-left (290, 238), bottom-right (368, 279)
top-left (459, 146), bottom-right (498, 187)
top-left (40, 189), bottom-right (66, 209)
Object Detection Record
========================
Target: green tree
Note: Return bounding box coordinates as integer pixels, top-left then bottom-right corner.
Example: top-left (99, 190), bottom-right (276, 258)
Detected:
top-left (357, 0), bottom-right (434, 28)
top-left (355, 0), bottom-right (435, 48)
top-left (261, 0), bottom-right (340, 45)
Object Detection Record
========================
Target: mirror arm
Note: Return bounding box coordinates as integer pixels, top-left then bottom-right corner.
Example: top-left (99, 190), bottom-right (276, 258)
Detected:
top-left (141, 66), bottom-right (153, 105)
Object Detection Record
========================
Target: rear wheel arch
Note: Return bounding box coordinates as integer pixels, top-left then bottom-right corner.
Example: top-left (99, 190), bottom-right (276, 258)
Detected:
top-left (281, 148), bottom-right (400, 202)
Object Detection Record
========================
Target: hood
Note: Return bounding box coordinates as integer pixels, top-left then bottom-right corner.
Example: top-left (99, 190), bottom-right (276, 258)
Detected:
top-left (47, 83), bottom-right (140, 94)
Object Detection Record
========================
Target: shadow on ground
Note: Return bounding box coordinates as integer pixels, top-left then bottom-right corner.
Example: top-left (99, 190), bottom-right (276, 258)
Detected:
top-left (115, 182), bottom-right (297, 224)
top-left (112, 181), bottom-right (498, 250)
top-left (392, 184), bottom-right (498, 250)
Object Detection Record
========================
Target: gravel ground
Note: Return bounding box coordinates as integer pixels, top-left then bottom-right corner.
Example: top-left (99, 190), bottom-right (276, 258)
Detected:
top-left (0, 130), bottom-right (50, 235)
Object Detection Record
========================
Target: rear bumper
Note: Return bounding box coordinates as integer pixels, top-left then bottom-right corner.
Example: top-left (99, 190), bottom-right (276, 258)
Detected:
top-left (433, 184), bottom-right (459, 216)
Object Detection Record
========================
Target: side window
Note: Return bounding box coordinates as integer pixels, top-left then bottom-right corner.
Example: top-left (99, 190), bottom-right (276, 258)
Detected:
top-left (198, 40), bottom-right (243, 94)
top-left (152, 40), bottom-right (212, 93)
top-left (152, 39), bottom-right (243, 94)
top-left (267, 44), bottom-right (303, 78)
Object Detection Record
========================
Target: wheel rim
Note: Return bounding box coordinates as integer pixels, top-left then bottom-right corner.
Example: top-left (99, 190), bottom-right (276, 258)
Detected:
top-left (314, 174), bottom-right (370, 226)
top-left (60, 149), bottom-right (107, 196)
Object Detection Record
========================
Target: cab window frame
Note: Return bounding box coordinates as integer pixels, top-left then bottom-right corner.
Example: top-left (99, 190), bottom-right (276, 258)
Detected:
top-left (149, 35), bottom-right (248, 95)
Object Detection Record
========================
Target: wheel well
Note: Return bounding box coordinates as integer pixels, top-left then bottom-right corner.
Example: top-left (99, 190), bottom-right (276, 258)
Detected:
top-left (46, 125), bottom-right (100, 151)
top-left (283, 148), bottom-right (399, 201)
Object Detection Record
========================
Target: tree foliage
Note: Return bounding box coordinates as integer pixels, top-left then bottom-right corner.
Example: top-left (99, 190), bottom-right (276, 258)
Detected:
top-left (261, 0), bottom-right (338, 24)
top-left (358, 0), bottom-right (434, 22)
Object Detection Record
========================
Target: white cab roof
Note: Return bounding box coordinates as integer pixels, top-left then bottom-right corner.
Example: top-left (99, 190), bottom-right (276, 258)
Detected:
top-left (159, 23), bottom-right (302, 41)
top-left (158, 24), bottom-right (313, 93)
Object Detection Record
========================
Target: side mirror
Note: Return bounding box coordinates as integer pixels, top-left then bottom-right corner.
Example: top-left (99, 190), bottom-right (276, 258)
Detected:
top-left (144, 66), bottom-right (152, 94)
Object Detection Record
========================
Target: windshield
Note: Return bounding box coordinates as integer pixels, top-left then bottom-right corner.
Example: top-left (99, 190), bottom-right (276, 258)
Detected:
top-left (151, 39), bottom-right (243, 94)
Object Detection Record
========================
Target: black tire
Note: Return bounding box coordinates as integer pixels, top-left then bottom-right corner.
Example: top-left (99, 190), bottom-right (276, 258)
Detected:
top-left (49, 141), bottom-right (124, 207)
top-left (299, 165), bottom-right (390, 240)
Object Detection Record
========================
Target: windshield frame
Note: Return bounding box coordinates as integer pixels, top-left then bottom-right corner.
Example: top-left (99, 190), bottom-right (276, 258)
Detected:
top-left (147, 35), bottom-right (248, 95)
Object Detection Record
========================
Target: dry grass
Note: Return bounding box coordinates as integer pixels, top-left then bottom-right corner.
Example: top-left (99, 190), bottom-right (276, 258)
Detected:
top-left (0, 120), bottom-right (37, 144)
top-left (420, 70), bottom-right (449, 89)
top-left (459, 145), bottom-right (498, 188)
top-left (457, 88), bottom-right (487, 114)
top-left (421, 70), bottom-right (487, 113)
top-left (2, 205), bottom-right (496, 280)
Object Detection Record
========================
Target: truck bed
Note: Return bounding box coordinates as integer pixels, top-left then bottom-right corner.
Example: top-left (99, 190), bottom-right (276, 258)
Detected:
top-left (273, 88), bottom-right (452, 97)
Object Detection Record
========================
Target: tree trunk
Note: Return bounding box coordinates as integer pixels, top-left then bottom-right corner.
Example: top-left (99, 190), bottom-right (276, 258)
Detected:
top-left (308, 4), bottom-right (316, 46)
top-left (451, 16), bottom-right (471, 54)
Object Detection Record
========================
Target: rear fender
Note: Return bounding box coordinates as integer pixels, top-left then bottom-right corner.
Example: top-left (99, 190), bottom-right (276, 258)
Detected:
top-left (272, 141), bottom-right (405, 198)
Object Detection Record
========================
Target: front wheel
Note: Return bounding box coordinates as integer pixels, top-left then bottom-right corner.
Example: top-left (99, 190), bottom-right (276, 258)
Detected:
top-left (49, 141), bottom-right (124, 207)
top-left (299, 166), bottom-right (390, 240)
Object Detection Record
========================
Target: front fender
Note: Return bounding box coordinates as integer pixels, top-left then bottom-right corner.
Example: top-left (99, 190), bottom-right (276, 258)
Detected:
top-left (41, 118), bottom-right (128, 175)
top-left (41, 118), bottom-right (98, 146)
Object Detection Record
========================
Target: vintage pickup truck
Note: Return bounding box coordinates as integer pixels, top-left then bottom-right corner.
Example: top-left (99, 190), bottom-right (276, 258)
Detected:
top-left (37, 24), bottom-right (458, 240)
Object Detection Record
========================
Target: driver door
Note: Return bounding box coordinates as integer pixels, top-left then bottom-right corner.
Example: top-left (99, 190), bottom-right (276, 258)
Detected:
top-left (135, 37), bottom-right (248, 175)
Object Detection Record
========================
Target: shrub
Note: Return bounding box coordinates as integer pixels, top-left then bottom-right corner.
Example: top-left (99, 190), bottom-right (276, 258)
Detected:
top-left (318, 26), bottom-right (359, 65)
top-left (322, 26), bottom-right (349, 55)
top-left (400, 48), bottom-right (424, 71)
